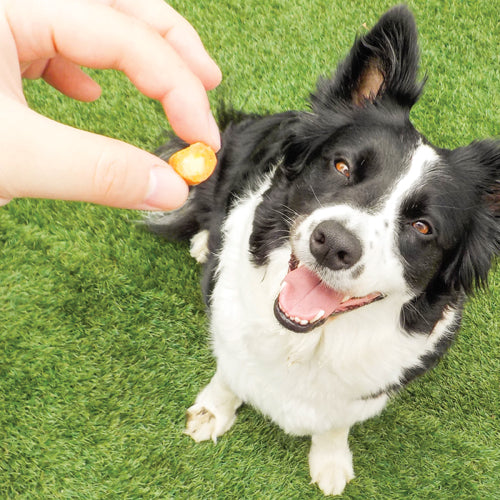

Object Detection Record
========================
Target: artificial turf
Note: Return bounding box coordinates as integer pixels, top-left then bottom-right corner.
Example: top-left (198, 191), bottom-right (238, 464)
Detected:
top-left (0, 0), bottom-right (498, 498)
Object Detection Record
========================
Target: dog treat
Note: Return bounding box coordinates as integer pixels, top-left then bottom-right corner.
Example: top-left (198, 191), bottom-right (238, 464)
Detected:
top-left (168, 142), bottom-right (217, 185)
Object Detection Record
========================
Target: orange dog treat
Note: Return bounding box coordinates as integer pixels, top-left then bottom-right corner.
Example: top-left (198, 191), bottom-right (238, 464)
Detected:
top-left (168, 142), bottom-right (217, 185)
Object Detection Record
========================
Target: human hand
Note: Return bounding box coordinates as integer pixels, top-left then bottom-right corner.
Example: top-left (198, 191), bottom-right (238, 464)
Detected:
top-left (0, 0), bottom-right (222, 210)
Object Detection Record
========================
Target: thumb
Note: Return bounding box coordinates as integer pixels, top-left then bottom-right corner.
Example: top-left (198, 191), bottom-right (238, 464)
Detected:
top-left (0, 102), bottom-right (188, 210)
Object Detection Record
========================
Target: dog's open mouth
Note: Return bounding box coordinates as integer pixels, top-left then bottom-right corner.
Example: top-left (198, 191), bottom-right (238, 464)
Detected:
top-left (274, 255), bottom-right (384, 333)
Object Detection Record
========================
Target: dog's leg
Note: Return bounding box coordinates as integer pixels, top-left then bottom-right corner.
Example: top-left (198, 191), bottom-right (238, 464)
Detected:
top-left (184, 370), bottom-right (242, 443)
top-left (309, 427), bottom-right (354, 496)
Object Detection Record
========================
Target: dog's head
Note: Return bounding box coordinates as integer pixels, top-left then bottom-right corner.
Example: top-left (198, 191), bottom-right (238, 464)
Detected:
top-left (255, 6), bottom-right (500, 333)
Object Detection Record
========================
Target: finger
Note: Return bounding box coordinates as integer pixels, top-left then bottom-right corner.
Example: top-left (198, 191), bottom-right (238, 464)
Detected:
top-left (0, 100), bottom-right (189, 210)
top-left (42, 57), bottom-right (102, 102)
top-left (0, 13), bottom-right (27, 103)
top-left (96, 0), bottom-right (222, 90)
top-left (6, 0), bottom-right (220, 150)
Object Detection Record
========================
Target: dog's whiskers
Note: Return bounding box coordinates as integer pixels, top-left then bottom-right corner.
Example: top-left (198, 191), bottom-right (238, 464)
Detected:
top-left (308, 184), bottom-right (324, 208)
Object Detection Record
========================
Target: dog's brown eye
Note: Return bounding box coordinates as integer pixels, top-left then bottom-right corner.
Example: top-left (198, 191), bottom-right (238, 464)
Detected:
top-left (412, 220), bottom-right (431, 235)
top-left (335, 161), bottom-right (350, 178)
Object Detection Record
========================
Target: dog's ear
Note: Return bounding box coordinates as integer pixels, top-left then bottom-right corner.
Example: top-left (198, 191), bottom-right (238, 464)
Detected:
top-left (311, 5), bottom-right (424, 111)
top-left (442, 139), bottom-right (500, 293)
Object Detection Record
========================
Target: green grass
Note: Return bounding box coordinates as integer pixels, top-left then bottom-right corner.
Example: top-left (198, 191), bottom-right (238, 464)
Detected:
top-left (0, 0), bottom-right (498, 498)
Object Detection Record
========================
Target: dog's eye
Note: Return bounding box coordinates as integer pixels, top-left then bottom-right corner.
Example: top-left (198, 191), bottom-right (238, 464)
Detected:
top-left (412, 220), bottom-right (432, 235)
top-left (334, 161), bottom-right (350, 178)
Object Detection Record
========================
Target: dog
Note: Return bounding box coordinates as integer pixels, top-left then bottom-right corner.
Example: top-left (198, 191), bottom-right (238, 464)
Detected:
top-left (148, 5), bottom-right (499, 496)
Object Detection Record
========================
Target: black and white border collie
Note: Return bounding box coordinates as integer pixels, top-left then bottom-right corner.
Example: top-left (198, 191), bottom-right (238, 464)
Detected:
top-left (149, 6), bottom-right (499, 496)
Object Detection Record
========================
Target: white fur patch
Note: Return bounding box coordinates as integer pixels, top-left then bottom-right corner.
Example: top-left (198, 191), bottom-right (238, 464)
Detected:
top-left (190, 230), bottom-right (209, 263)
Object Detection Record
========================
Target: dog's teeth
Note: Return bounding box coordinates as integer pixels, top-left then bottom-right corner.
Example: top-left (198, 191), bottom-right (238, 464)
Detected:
top-left (299, 319), bottom-right (309, 326)
top-left (311, 310), bottom-right (325, 323)
top-left (279, 281), bottom-right (287, 293)
top-left (341, 296), bottom-right (352, 304)
top-left (297, 262), bottom-right (304, 269)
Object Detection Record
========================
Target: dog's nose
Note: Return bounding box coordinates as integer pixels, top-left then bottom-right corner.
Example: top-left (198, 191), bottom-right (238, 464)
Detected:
top-left (309, 220), bottom-right (362, 270)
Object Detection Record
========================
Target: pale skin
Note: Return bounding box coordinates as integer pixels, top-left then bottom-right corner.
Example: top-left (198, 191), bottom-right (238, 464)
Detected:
top-left (0, 0), bottom-right (222, 211)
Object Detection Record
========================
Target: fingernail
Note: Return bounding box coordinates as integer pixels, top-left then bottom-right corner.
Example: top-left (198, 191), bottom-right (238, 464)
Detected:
top-left (207, 111), bottom-right (221, 151)
top-left (143, 165), bottom-right (189, 210)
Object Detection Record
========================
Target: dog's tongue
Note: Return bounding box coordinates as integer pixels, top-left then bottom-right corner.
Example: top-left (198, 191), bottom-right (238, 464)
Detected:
top-left (278, 266), bottom-right (344, 321)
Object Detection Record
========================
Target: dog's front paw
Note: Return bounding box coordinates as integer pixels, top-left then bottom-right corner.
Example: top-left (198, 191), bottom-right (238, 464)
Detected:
top-left (184, 401), bottom-right (238, 444)
top-left (184, 404), bottom-right (218, 443)
top-left (309, 429), bottom-right (354, 496)
top-left (184, 372), bottom-right (242, 444)
top-left (309, 449), bottom-right (354, 496)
